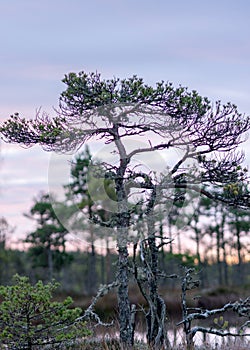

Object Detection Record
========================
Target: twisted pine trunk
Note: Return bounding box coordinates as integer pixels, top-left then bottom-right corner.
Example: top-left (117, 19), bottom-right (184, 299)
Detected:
top-left (114, 129), bottom-right (133, 348)
top-left (146, 207), bottom-right (170, 349)
top-left (117, 243), bottom-right (133, 348)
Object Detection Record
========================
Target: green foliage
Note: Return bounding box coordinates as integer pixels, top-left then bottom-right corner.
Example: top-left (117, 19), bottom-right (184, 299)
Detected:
top-left (213, 315), bottom-right (229, 330)
top-left (64, 146), bottom-right (117, 232)
top-left (25, 193), bottom-right (72, 279)
top-left (0, 274), bottom-right (90, 349)
top-left (0, 113), bottom-right (66, 146)
top-left (60, 71), bottom-right (211, 115)
top-left (64, 145), bottom-right (93, 206)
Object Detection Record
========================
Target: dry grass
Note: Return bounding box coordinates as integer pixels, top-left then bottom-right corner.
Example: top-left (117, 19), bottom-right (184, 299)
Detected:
top-left (55, 336), bottom-right (249, 350)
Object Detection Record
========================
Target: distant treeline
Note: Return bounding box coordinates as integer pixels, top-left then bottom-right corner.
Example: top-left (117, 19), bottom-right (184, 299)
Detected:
top-left (0, 247), bottom-right (249, 296)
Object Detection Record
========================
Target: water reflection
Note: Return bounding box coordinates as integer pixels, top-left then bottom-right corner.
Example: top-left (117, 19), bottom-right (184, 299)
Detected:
top-left (133, 327), bottom-right (250, 348)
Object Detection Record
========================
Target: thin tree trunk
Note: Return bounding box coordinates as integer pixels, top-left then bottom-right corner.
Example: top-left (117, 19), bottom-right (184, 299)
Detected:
top-left (195, 227), bottom-right (205, 288)
top-left (222, 240), bottom-right (228, 286)
top-left (47, 244), bottom-right (53, 281)
top-left (114, 130), bottom-right (133, 348)
top-left (88, 230), bottom-right (96, 294)
top-left (235, 217), bottom-right (243, 284)
top-left (195, 227), bottom-right (201, 266)
top-left (216, 228), bottom-right (223, 285)
top-left (88, 203), bottom-right (96, 295)
top-left (177, 229), bottom-right (182, 254)
top-left (117, 243), bottom-right (133, 347)
top-left (159, 221), bottom-right (166, 283)
top-left (101, 252), bottom-right (105, 284)
top-left (220, 213), bottom-right (228, 286)
top-left (87, 242), bottom-right (96, 295)
top-left (106, 238), bottom-right (111, 284)
top-left (168, 215), bottom-right (173, 254)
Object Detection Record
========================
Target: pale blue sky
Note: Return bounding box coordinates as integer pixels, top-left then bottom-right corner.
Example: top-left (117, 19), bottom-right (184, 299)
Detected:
top-left (1, 0), bottom-right (250, 242)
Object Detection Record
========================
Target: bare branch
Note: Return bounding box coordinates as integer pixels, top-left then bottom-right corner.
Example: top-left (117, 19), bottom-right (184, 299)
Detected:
top-left (76, 281), bottom-right (119, 327)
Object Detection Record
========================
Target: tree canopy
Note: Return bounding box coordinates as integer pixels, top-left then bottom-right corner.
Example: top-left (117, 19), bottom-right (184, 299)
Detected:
top-left (25, 193), bottom-right (71, 281)
top-left (1, 71), bottom-right (250, 209)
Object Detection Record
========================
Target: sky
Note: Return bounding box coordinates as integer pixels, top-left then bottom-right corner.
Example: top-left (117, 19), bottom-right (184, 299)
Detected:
top-left (1, 0), bottom-right (250, 246)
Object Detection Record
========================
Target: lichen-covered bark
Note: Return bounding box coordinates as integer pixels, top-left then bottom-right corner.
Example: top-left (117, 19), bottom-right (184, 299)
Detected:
top-left (146, 215), bottom-right (169, 349)
top-left (117, 244), bottom-right (133, 347)
top-left (114, 127), bottom-right (133, 348)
